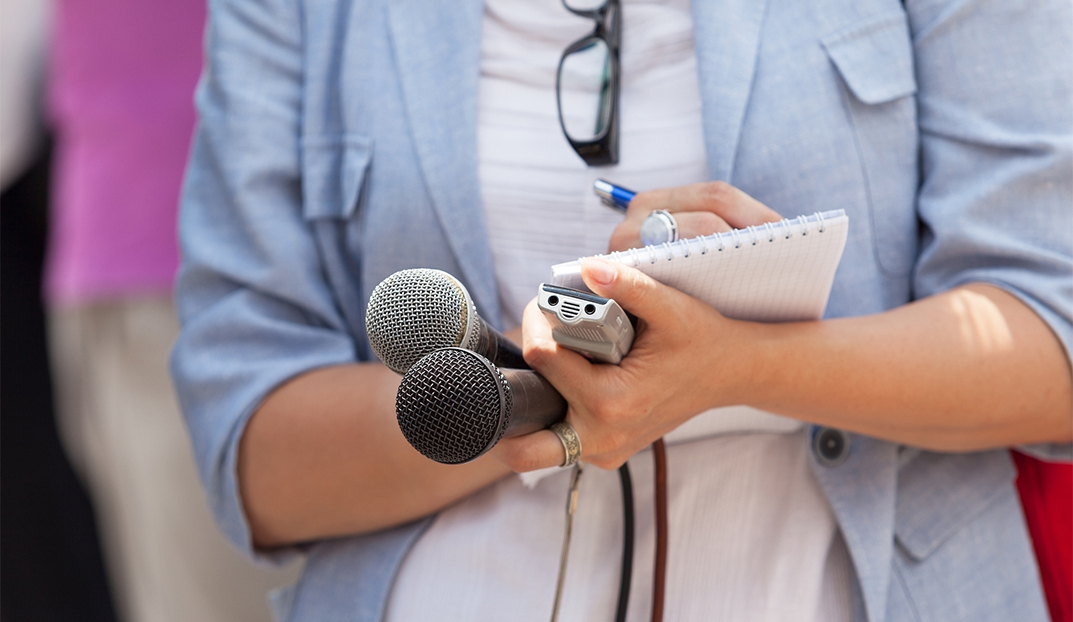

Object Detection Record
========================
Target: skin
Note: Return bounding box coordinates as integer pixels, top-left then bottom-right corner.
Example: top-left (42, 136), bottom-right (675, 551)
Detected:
top-left (240, 181), bottom-right (1072, 548)
top-left (240, 349), bottom-right (513, 547)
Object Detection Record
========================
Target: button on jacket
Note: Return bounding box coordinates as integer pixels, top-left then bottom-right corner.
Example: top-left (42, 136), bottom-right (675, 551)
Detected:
top-left (171, 0), bottom-right (1073, 620)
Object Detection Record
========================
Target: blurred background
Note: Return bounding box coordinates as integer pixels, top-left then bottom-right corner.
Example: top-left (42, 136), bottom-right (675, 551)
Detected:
top-left (0, 0), bottom-right (1067, 621)
top-left (2, 0), bottom-right (300, 620)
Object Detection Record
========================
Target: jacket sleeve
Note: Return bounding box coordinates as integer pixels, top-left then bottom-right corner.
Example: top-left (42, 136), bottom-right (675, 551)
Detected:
top-left (170, 0), bottom-right (358, 559)
top-left (906, 0), bottom-right (1072, 461)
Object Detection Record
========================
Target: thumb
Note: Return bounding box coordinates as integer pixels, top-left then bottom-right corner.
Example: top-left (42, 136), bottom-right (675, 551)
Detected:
top-left (580, 258), bottom-right (674, 321)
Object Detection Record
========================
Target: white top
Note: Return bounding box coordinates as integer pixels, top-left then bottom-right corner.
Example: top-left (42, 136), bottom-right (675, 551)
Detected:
top-left (385, 1), bottom-right (852, 620)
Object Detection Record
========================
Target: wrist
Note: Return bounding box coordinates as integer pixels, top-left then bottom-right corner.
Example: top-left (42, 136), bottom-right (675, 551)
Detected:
top-left (721, 319), bottom-right (783, 410)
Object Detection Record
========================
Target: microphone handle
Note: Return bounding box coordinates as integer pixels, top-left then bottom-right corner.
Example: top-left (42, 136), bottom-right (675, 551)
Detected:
top-left (475, 319), bottom-right (529, 370)
top-left (501, 368), bottom-right (567, 437)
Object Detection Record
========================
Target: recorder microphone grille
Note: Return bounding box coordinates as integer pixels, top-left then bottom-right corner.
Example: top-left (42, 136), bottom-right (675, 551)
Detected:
top-left (395, 348), bottom-right (513, 464)
top-left (366, 269), bottom-right (470, 373)
top-left (560, 299), bottom-right (581, 319)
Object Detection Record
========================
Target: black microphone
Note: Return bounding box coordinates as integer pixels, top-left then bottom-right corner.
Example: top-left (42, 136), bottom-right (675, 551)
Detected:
top-left (396, 347), bottom-right (566, 464)
top-left (366, 268), bottom-right (528, 374)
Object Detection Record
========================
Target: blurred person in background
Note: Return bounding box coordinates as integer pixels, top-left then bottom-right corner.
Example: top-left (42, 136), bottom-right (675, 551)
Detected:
top-left (2, 0), bottom-right (117, 619)
top-left (1, 0), bottom-right (48, 189)
top-left (44, 1), bottom-right (301, 620)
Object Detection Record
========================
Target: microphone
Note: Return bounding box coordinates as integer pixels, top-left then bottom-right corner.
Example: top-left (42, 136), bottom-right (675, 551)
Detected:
top-left (366, 268), bottom-right (528, 374)
top-left (396, 347), bottom-right (566, 464)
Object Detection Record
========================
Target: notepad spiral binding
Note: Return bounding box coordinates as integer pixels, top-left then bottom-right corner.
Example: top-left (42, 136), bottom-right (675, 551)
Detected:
top-left (605, 210), bottom-right (844, 267)
top-left (550, 209), bottom-right (849, 323)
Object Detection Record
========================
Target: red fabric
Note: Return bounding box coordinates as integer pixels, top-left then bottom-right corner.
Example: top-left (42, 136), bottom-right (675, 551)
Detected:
top-left (1014, 450), bottom-right (1073, 622)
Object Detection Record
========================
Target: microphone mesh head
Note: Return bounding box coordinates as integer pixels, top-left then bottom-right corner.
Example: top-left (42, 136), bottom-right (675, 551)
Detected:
top-left (396, 348), bottom-right (513, 464)
top-left (366, 269), bottom-right (471, 373)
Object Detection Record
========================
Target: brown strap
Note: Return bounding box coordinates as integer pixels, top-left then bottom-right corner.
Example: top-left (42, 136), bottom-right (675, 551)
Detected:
top-left (651, 438), bottom-right (668, 622)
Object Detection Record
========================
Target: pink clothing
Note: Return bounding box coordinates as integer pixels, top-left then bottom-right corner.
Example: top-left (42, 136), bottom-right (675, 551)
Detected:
top-left (45, 0), bottom-right (205, 304)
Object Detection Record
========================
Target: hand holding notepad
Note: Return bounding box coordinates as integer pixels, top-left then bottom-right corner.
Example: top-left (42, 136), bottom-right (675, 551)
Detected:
top-left (551, 210), bottom-right (849, 323)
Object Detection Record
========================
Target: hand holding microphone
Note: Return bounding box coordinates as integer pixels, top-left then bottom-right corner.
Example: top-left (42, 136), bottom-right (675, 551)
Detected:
top-left (377, 267), bottom-right (640, 622)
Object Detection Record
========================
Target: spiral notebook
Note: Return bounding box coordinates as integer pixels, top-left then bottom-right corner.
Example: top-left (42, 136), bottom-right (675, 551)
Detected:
top-left (550, 210), bottom-right (849, 322)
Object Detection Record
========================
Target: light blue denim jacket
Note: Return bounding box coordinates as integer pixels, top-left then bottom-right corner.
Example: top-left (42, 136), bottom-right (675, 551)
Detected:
top-left (172, 0), bottom-right (1072, 620)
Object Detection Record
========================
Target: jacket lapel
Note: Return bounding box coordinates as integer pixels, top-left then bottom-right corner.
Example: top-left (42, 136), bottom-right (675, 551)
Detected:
top-left (691, 0), bottom-right (769, 182)
top-left (386, 0), bottom-right (502, 326)
top-left (810, 433), bottom-right (898, 622)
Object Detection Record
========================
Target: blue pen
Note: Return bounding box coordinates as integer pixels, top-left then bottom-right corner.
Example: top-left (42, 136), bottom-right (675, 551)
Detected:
top-left (593, 179), bottom-right (636, 213)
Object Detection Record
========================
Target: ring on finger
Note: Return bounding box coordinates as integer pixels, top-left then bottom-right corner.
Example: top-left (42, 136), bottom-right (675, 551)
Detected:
top-left (550, 421), bottom-right (582, 467)
top-left (640, 209), bottom-right (679, 246)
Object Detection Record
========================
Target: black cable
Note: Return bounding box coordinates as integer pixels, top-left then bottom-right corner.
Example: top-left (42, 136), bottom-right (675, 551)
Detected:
top-left (615, 463), bottom-right (635, 622)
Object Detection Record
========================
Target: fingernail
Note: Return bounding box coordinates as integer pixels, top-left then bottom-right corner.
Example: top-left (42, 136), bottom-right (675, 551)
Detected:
top-left (582, 258), bottom-right (616, 286)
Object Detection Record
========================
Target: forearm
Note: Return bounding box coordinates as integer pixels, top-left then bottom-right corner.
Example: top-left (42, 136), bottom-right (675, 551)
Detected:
top-left (239, 363), bottom-right (511, 548)
top-left (510, 262), bottom-right (1071, 473)
top-left (746, 283), bottom-right (1073, 451)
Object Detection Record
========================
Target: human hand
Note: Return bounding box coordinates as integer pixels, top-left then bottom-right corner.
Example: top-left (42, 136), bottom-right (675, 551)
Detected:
top-left (608, 181), bottom-right (783, 252)
top-left (492, 258), bottom-right (763, 472)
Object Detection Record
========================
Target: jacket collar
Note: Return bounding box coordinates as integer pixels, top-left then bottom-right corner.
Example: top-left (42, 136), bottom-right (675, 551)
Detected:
top-left (386, 0), bottom-right (502, 326)
top-left (691, 0), bottom-right (769, 182)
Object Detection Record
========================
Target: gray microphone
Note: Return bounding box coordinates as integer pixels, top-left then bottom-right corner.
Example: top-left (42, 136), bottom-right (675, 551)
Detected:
top-left (366, 268), bottom-right (528, 374)
top-left (396, 347), bottom-right (566, 464)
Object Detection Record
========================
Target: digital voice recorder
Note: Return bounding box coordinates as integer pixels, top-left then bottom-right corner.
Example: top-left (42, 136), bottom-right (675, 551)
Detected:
top-left (537, 284), bottom-right (635, 364)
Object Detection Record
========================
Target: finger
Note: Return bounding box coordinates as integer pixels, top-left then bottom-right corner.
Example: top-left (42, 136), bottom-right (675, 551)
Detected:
top-left (607, 221), bottom-right (644, 252)
top-left (632, 181), bottom-right (782, 228)
top-left (606, 209), bottom-right (732, 253)
top-left (521, 298), bottom-right (594, 401)
top-left (672, 211), bottom-right (732, 240)
top-left (493, 428), bottom-right (575, 472)
top-left (521, 297), bottom-right (552, 345)
top-left (579, 257), bottom-right (682, 322)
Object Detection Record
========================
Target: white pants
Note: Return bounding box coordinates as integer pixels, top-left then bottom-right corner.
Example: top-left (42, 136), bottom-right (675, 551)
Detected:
top-left (49, 297), bottom-right (301, 622)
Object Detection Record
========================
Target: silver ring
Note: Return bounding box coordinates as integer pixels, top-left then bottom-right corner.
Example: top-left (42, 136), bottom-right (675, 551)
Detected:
top-left (550, 421), bottom-right (582, 467)
top-left (640, 210), bottom-right (678, 246)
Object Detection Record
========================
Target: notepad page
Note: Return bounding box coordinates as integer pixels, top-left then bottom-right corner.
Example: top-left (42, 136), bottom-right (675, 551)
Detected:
top-left (550, 210), bottom-right (848, 322)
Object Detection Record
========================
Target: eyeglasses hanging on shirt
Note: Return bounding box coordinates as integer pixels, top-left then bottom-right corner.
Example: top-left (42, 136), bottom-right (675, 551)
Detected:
top-left (556, 0), bottom-right (621, 166)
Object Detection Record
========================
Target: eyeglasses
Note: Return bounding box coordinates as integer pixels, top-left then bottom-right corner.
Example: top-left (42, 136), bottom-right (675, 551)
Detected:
top-left (556, 0), bottom-right (621, 166)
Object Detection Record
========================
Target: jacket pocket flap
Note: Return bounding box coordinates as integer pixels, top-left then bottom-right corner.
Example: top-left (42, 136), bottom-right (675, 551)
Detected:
top-left (894, 450), bottom-right (1015, 560)
top-left (822, 12), bottom-right (917, 105)
top-left (301, 133), bottom-right (373, 220)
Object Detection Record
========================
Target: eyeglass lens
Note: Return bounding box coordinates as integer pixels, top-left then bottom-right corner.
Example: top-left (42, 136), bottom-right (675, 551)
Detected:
top-left (559, 38), bottom-right (614, 142)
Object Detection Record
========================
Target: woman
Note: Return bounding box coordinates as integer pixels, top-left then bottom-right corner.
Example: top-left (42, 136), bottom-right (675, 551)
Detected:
top-left (172, 0), bottom-right (1072, 619)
